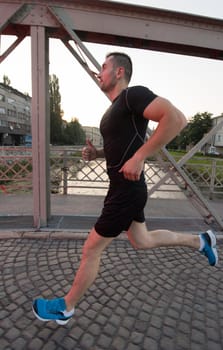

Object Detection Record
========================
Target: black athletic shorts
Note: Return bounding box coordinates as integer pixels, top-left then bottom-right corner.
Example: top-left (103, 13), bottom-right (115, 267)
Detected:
top-left (95, 173), bottom-right (148, 238)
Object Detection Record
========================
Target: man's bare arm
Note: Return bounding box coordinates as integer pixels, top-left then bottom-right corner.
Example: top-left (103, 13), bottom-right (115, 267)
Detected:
top-left (119, 97), bottom-right (187, 181)
top-left (134, 96), bottom-right (187, 161)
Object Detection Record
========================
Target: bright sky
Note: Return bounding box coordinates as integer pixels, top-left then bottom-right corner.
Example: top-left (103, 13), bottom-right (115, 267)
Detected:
top-left (1, 0), bottom-right (223, 127)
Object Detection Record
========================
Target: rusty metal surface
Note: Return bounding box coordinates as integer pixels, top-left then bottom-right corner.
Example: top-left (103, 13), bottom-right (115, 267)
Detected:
top-left (1, 1), bottom-right (223, 59)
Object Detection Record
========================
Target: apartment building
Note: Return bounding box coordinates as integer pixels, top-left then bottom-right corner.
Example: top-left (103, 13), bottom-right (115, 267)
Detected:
top-left (82, 125), bottom-right (103, 147)
top-left (0, 83), bottom-right (31, 145)
top-left (212, 115), bottom-right (223, 151)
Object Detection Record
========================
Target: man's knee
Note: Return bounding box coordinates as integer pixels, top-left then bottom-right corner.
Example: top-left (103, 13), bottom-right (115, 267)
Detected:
top-left (127, 221), bottom-right (153, 249)
top-left (82, 228), bottom-right (113, 258)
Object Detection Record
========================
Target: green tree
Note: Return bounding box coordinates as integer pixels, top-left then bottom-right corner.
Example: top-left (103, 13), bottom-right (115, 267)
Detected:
top-left (3, 75), bottom-right (11, 85)
top-left (63, 118), bottom-right (85, 145)
top-left (187, 112), bottom-right (213, 145)
top-left (49, 74), bottom-right (63, 144)
top-left (167, 125), bottom-right (189, 150)
top-left (167, 112), bottom-right (213, 150)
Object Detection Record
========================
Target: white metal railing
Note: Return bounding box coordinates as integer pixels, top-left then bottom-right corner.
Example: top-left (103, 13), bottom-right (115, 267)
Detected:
top-left (0, 146), bottom-right (223, 200)
top-left (0, 146), bottom-right (32, 193)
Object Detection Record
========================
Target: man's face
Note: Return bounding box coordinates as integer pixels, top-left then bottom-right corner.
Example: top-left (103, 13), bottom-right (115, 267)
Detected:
top-left (98, 56), bottom-right (117, 93)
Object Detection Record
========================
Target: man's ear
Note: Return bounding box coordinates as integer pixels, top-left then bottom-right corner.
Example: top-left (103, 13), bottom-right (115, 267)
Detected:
top-left (117, 66), bottom-right (124, 79)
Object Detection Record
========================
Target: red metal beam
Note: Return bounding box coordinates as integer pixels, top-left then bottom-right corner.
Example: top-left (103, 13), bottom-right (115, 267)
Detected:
top-left (1, 0), bottom-right (223, 60)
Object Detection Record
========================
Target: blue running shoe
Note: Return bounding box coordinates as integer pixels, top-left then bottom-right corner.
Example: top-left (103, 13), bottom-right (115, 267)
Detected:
top-left (32, 298), bottom-right (74, 325)
top-left (199, 230), bottom-right (218, 266)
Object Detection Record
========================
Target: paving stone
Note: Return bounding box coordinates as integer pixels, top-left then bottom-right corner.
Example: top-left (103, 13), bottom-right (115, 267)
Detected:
top-left (68, 325), bottom-right (84, 340)
top-left (112, 336), bottom-right (126, 350)
top-left (29, 338), bottom-right (44, 350)
top-left (109, 314), bottom-right (122, 327)
top-left (42, 340), bottom-right (58, 350)
top-left (10, 337), bottom-right (27, 350)
top-left (0, 339), bottom-right (11, 349)
top-left (176, 332), bottom-right (191, 349)
top-left (143, 337), bottom-right (159, 350)
top-left (118, 326), bottom-right (130, 339)
top-left (103, 323), bottom-right (116, 336)
top-left (51, 327), bottom-right (67, 343)
top-left (160, 336), bottom-right (175, 349)
top-left (98, 333), bottom-right (113, 348)
top-left (147, 326), bottom-right (161, 341)
top-left (80, 332), bottom-right (95, 348)
top-left (5, 327), bottom-right (20, 341)
top-left (87, 323), bottom-right (101, 336)
top-left (10, 307), bottom-right (24, 321)
top-left (163, 325), bottom-right (176, 338)
top-left (1, 238), bottom-right (223, 349)
top-left (206, 341), bottom-right (223, 350)
top-left (61, 336), bottom-right (77, 350)
top-left (130, 331), bottom-right (144, 344)
top-left (126, 343), bottom-right (141, 350)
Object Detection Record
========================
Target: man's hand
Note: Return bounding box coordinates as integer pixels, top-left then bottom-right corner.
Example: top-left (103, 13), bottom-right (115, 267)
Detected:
top-left (82, 139), bottom-right (97, 161)
top-left (119, 155), bottom-right (144, 181)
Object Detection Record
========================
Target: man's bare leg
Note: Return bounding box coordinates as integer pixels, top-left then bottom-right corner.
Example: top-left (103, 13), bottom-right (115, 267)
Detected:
top-left (127, 221), bottom-right (200, 250)
top-left (32, 228), bottom-right (114, 323)
top-left (64, 228), bottom-right (114, 311)
top-left (32, 221), bottom-right (217, 323)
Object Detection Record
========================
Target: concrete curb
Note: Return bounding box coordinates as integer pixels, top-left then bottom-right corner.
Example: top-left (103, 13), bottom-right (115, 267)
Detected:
top-left (1, 230), bottom-right (223, 241)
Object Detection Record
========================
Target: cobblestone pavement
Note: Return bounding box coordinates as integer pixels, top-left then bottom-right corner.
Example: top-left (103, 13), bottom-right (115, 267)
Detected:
top-left (1, 237), bottom-right (223, 350)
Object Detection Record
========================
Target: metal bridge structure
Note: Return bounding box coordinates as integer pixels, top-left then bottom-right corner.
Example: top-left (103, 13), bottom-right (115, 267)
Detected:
top-left (0, 0), bottom-right (223, 229)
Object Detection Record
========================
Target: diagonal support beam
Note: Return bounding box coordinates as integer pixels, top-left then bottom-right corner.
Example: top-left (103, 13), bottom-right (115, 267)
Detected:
top-left (61, 38), bottom-right (100, 87)
top-left (176, 119), bottom-right (223, 166)
top-left (151, 147), bottom-right (223, 230)
top-left (0, 3), bottom-right (33, 62)
top-left (48, 6), bottom-right (101, 72)
top-left (0, 34), bottom-right (26, 63)
top-left (148, 119), bottom-right (223, 193)
top-left (146, 126), bottom-right (223, 229)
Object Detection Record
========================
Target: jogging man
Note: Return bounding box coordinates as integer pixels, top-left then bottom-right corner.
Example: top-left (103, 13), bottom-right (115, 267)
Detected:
top-left (32, 52), bottom-right (218, 325)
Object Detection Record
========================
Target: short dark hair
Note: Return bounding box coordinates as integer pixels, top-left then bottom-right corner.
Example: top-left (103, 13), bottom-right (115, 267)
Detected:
top-left (106, 52), bottom-right (132, 83)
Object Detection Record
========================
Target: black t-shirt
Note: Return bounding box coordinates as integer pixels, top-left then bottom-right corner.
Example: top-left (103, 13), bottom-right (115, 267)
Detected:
top-left (100, 85), bottom-right (157, 174)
